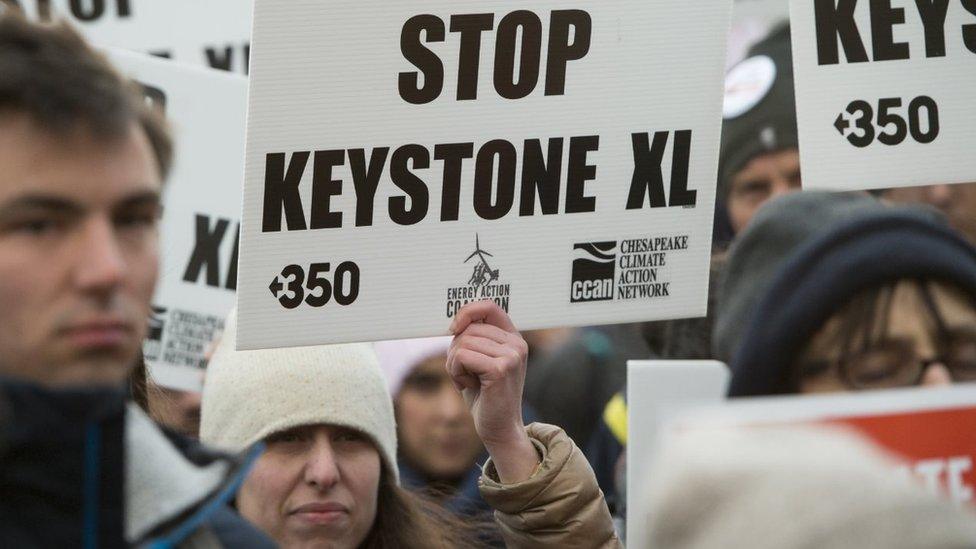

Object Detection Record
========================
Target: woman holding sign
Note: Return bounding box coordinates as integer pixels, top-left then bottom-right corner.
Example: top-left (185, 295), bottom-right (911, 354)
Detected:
top-left (715, 191), bottom-right (976, 397)
top-left (200, 303), bottom-right (621, 548)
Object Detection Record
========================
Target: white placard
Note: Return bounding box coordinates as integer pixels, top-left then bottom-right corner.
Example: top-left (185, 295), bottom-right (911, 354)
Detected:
top-left (107, 50), bottom-right (247, 391)
top-left (237, 1), bottom-right (732, 349)
top-left (626, 360), bottom-right (730, 548)
top-left (673, 383), bottom-right (976, 426)
top-left (9, 0), bottom-right (253, 74)
top-left (790, 0), bottom-right (976, 190)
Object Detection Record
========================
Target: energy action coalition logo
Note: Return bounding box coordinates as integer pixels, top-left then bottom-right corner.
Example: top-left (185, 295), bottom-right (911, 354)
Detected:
top-left (446, 234), bottom-right (511, 318)
top-left (465, 234), bottom-right (499, 288)
top-left (571, 242), bottom-right (617, 302)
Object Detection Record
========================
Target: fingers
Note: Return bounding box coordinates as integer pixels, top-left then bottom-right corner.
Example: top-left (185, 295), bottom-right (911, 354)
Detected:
top-left (449, 300), bottom-right (518, 335)
top-left (449, 327), bottom-right (528, 375)
top-left (455, 322), bottom-right (511, 345)
top-left (447, 334), bottom-right (521, 391)
top-left (449, 347), bottom-right (504, 380)
top-left (447, 335), bottom-right (525, 386)
top-left (446, 346), bottom-right (485, 391)
top-left (445, 302), bottom-right (528, 402)
top-left (451, 333), bottom-right (511, 361)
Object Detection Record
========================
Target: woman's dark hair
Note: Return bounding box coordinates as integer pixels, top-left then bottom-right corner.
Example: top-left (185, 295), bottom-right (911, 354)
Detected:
top-left (129, 352), bottom-right (151, 411)
top-left (361, 468), bottom-right (494, 549)
top-left (792, 279), bottom-right (976, 391)
top-left (128, 352), bottom-right (180, 428)
top-left (0, 8), bottom-right (172, 178)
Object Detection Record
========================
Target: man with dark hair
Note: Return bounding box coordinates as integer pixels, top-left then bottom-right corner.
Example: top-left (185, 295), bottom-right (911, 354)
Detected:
top-left (0, 11), bottom-right (272, 547)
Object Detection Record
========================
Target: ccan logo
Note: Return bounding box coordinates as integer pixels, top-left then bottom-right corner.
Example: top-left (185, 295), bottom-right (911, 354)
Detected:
top-left (570, 241), bottom-right (617, 302)
top-left (147, 306), bottom-right (167, 342)
top-left (142, 305), bottom-right (167, 364)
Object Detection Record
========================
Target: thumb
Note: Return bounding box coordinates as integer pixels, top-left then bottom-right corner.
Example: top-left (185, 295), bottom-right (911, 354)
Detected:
top-left (461, 387), bottom-right (477, 408)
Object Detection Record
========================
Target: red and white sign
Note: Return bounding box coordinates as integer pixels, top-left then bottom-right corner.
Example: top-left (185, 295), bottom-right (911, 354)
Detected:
top-left (672, 385), bottom-right (976, 506)
top-left (823, 405), bottom-right (976, 506)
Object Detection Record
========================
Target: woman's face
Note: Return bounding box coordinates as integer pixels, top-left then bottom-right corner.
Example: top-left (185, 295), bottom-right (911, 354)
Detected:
top-left (236, 424), bottom-right (381, 549)
top-left (799, 282), bottom-right (976, 393)
top-left (395, 356), bottom-right (483, 480)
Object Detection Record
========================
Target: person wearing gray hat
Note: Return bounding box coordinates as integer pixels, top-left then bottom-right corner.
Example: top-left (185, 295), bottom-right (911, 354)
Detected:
top-left (714, 191), bottom-right (976, 397)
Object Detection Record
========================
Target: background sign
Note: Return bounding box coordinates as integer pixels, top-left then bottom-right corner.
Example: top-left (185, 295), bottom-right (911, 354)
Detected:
top-left (237, 0), bottom-right (732, 349)
top-left (670, 385), bottom-right (976, 506)
top-left (627, 360), bottom-right (730, 547)
top-left (108, 49), bottom-right (247, 391)
top-left (790, 0), bottom-right (976, 190)
top-left (7, 0), bottom-right (253, 73)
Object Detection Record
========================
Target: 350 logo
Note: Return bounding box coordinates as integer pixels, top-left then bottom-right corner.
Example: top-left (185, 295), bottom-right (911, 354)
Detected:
top-left (835, 96), bottom-right (939, 148)
top-left (269, 262), bottom-right (360, 310)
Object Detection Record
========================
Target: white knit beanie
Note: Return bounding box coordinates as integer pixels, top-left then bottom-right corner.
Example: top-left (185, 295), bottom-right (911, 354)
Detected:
top-left (200, 309), bottom-right (398, 484)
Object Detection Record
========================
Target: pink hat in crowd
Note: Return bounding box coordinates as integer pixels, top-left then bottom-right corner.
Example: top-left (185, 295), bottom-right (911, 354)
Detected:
top-left (374, 336), bottom-right (453, 397)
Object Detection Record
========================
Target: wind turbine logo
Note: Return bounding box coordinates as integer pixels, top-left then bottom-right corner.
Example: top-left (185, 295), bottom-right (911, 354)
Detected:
top-left (464, 234), bottom-right (500, 288)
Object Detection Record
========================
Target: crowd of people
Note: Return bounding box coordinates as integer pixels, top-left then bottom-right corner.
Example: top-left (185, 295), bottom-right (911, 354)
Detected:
top-left (1, 6), bottom-right (975, 548)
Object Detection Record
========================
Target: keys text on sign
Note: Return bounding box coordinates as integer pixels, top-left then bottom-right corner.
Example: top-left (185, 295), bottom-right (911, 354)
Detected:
top-left (815, 0), bottom-right (976, 65)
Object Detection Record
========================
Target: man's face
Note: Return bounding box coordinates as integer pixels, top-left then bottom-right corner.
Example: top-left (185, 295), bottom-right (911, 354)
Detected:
top-left (727, 148), bottom-right (802, 233)
top-left (0, 113), bottom-right (161, 387)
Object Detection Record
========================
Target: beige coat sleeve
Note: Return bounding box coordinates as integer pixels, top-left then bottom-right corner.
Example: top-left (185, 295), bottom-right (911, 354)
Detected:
top-left (478, 423), bottom-right (623, 549)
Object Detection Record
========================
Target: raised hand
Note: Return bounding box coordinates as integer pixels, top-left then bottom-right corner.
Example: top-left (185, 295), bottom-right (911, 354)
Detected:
top-left (447, 301), bottom-right (539, 483)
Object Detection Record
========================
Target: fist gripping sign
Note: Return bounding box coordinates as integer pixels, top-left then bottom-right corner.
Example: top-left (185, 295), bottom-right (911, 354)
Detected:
top-left (448, 301), bottom-right (538, 484)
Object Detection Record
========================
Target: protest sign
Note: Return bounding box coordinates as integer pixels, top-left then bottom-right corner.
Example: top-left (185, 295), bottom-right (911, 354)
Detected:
top-left (626, 360), bottom-right (730, 547)
top-left (668, 385), bottom-right (976, 507)
top-left (790, 0), bottom-right (976, 190)
top-left (107, 49), bottom-right (247, 391)
top-left (236, 1), bottom-right (733, 349)
top-left (7, 0), bottom-right (252, 74)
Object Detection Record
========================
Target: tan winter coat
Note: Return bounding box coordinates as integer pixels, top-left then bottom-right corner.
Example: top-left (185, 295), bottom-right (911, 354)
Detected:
top-left (479, 423), bottom-right (623, 548)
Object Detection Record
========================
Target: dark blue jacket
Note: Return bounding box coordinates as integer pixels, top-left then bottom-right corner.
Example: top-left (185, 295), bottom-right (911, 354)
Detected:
top-left (399, 458), bottom-right (488, 517)
top-left (0, 378), bottom-right (275, 548)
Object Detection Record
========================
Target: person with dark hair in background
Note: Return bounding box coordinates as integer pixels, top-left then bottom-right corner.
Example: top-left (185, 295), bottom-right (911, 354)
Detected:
top-left (129, 352), bottom-right (203, 438)
top-left (714, 191), bottom-right (976, 398)
top-left (715, 24), bottom-right (801, 248)
top-left (0, 11), bottom-right (272, 547)
top-left (374, 337), bottom-right (491, 516)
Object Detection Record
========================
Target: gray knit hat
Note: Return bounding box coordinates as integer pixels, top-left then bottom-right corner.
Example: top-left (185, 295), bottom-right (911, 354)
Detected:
top-left (200, 309), bottom-right (399, 483)
top-left (712, 191), bottom-right (886, 363)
